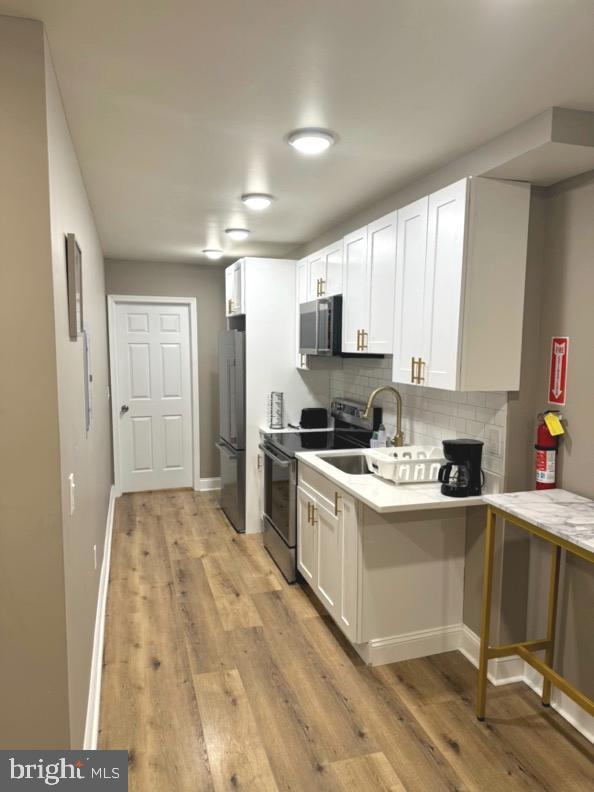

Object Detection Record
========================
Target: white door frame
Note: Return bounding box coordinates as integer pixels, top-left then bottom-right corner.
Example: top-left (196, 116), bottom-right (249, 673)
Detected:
top-left (107, 295), bottom-right (200, 496)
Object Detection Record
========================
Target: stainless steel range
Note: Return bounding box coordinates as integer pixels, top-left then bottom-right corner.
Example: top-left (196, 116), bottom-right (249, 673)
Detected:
top-left (259, 399), bottom-right (381, 582)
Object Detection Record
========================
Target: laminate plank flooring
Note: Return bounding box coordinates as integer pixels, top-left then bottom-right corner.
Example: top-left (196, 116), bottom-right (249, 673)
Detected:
top-left (100, 491), bottom-right (594, 791)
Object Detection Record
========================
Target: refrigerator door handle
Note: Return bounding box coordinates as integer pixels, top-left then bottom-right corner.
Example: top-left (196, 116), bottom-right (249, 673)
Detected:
top-left (216, 440), bottom-right (237, 460)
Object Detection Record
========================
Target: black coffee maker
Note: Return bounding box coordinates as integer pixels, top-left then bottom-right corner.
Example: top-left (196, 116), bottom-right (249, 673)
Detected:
top-left (439, 439), bottom-right (484, 497)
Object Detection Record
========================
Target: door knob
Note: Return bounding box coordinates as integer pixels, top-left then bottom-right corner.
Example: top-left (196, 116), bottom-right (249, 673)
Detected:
top-left (120, 404), bottom-right (129, 414)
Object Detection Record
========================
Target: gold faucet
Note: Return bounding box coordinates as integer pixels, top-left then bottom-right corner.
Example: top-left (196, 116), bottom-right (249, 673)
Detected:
top-left (362, 385), bottom-right (405, 447)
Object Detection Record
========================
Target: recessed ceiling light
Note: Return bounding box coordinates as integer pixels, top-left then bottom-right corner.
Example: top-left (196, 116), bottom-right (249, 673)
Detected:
top-left (225, 228), bottom-right (250, 241)
top-left (203, 249), bottom-right (223, 260)
top-left (241, 193), bottom-right (274, 210)
top-left (287, 128), bottom-right (336, 155)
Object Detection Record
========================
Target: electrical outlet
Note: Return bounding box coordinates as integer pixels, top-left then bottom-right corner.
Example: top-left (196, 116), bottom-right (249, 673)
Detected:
top-left (68, 473), bottom-right (76, 515)
top-left (485, 426), bottom-right (501, 456)
top-left (93, 544), bottom-right (98, 571)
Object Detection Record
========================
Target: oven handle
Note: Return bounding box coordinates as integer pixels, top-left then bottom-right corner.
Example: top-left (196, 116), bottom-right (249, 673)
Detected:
top-left (258, 443), bottom-right (291, 468)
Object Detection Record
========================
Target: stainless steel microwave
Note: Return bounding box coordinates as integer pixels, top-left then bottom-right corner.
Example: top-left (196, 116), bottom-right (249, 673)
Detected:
top-left (299, 295), bottom-right (342, 356)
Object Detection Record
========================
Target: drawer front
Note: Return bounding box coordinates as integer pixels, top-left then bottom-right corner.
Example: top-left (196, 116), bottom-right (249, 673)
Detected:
top-left (298, 463), bottom-right (335, 510)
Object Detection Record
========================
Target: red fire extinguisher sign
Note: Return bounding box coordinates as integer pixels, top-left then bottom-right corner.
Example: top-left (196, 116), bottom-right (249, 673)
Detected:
top-left (548, 336), bottom-right (569, 406)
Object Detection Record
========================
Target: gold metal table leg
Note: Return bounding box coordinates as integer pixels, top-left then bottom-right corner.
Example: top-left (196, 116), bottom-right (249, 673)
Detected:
top-left (542, 544), bottom-right (562, 706)
top-left (477, 506), bottom-right (496, 720)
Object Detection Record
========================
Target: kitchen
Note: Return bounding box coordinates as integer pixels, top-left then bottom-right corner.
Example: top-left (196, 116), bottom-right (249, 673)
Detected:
top-left (2, 3), bottom-right (594, 790)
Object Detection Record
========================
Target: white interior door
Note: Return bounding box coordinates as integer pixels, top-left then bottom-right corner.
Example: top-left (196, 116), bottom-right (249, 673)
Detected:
top-left (113, 301), bottom-right (194, 493)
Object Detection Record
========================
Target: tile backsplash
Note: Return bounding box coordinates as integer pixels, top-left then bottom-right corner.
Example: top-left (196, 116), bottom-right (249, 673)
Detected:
top-left (330, 357), bottom-right (507, 474)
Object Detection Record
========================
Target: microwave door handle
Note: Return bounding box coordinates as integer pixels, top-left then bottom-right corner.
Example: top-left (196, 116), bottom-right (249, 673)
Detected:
top-left (317, 299), bottom-right (330, 353)
top-left (258, 443), bottom-right (291, 467)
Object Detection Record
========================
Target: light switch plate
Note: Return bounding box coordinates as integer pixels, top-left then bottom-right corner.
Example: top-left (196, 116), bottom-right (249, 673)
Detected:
top-left (68, 473), bottom-right (75, 515)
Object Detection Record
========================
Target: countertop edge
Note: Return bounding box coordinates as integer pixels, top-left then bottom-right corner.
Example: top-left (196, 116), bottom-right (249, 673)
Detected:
top-left (296, 452), bottom-right (486, 514)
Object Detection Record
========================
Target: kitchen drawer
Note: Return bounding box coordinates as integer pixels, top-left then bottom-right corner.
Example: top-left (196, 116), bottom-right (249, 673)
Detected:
top-left (298, 463), bottom-right (335, 510)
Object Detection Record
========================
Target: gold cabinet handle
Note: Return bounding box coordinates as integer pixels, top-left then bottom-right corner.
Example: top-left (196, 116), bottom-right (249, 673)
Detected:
top-left (257, 454), bottom-right (262, 470)
top-left (411, 356), bottom-right (417, 383)
top-left (356, 329), bottom-right (362, 351)
top-left (361, 329), bottom-right (368, 351)
top-left (228, 298), bottom-right (232, 314)
top-left (319, 278), bottom-right (325, 296)
top-left (311, 504), bottom-right (317, 525)
top-left (334, 492), bottom-right (342, 516)
top-left (307, 502), bottom-right (312, 524)
top-left (417, 358), bottom-right (426, 384)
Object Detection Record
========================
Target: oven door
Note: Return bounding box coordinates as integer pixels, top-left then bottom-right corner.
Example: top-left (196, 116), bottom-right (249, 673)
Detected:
top-left (299, 300), bottom-right (318, 355)
top-left (259, 442), bottom-right (296, 547)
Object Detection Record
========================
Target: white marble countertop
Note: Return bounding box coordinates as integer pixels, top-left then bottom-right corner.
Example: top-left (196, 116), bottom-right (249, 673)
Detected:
top-left (296, 448), bottom-right (499, 514)
top-left (483, 489), bottom-right (594, 556)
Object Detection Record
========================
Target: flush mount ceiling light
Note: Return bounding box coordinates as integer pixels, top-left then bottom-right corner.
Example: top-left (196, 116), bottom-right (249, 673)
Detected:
top-left (287, 128), bottom-right (337, 155)
top-left (241, 193), bottom-right (274, 211)
top-left (203, 249), bottom-right (223, 260)
top-left (225, 228), bottom-right (250, 241)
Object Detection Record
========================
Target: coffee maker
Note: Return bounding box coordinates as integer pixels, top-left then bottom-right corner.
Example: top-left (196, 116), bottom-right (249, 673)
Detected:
top-left (439, 439), bottom-right (484, 497)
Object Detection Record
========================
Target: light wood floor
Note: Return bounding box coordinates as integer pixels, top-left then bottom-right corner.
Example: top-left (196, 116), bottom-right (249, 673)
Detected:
top-left (100, 490), bottom-right (594, 791)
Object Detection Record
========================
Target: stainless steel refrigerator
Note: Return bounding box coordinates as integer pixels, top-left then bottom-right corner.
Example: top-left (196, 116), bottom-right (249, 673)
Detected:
top-left (217, 329), bottom-right (246, 532)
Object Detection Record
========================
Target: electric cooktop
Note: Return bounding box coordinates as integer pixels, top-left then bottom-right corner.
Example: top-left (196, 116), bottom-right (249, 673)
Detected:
top-left (266, 429), bottom-right (371, 456)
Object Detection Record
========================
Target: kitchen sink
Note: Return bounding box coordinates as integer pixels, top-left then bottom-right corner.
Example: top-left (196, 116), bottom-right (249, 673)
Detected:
top-left (318, 454), bottom-right (370, 475)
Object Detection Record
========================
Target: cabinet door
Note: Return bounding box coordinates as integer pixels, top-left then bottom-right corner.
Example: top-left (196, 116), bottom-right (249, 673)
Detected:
top-left (341, 226), bottom-right (368, 354)
top-left (225, 266), bottom-right (235, 317)
top-left (296, 258), bottom-right (309, 369)
top-left (424, 179), bottom-right (468, 390)
top-left (232, 261), bottom-right (244, 314)
top-left (315, 500), bottom-right (340, 619)
top-left (392, 197), bottom-right (429, 385)
top-left (297, 487), bottom-right (316, 586)
top-left (308, 250), bottom-right (325, 300)
top-left (366, 211), bottom-right (397, 354)
top-left (324, 240), bottom-right (343, 297)
top-left (338, 492), bottom-right (358, 642)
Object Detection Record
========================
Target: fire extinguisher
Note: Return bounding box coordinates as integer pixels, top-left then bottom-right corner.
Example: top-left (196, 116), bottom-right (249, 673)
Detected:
top-left (535, 412), bottom-right (560, 490)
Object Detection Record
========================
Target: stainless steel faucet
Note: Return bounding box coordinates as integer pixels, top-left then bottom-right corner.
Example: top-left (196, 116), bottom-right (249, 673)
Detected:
top-left (362, 385), bottom-right (405, 447)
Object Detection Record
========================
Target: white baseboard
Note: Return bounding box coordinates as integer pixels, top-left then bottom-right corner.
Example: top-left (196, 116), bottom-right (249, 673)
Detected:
top-left (355, 623), bottom-right (465, 666)
top-left (460, 625), bottom-right (593, 744)
top-left (197, 477), bottom-right (221, 491)
top-left (83, 485), bottom-right (116, 750)
top-left (458, 624), bottom-right (525, 686)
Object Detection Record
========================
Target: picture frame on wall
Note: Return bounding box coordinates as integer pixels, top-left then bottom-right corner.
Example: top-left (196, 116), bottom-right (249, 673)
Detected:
top-left (66, 232), bottom-right (83, 340)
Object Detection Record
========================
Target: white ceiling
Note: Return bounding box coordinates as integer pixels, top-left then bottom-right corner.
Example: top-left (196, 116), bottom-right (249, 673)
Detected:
top-left (3, 0), bottom-right (594, 264)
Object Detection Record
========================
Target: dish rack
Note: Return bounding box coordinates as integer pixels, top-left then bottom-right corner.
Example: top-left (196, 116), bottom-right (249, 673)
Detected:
top-left (365, 446), bottom-right (446, 484)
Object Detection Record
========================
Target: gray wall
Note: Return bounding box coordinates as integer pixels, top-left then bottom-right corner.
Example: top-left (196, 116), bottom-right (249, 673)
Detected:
top-left (104, 259), bottom-right (226, 479)
top-left (524, 171), bottom-right (594, 697)
top-left (45, 38), bottom-right (113, 746)
top-left (0, 16), bottom-right (70, 749)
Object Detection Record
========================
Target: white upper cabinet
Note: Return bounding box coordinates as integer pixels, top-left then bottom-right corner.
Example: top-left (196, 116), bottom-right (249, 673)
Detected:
top-left (392, 177), bottom-right (530, 391)
top-left (423, 179), bottom-right (468, 390)
top-left (295, 257), bottom-right (309, 369)
top-left (225, 259), bottom-right (244, 316)
top-left (342, 212), bottom-right (397, 354)
top-left (366, 211), bottom-right (397, 354)
top-left (342, 225), bottom-right (369, 353)
top-left (323, 239), bottom-right (343, 297)
top-left (308, 250), bottom-right (325, 299)
top-left (393, 197), bottom-right (429, 383)
top-left (306, 240), bottom-right (343, 300)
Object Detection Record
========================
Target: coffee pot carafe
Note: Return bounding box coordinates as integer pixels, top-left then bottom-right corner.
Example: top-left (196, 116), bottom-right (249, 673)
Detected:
top-left (439, 439), bottom-right (484, 497)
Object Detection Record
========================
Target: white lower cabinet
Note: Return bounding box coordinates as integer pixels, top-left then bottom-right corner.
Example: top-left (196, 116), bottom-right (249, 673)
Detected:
top-left (297, 486), bottom-right (317, 585)
top-left (297, 478), bottom-right (359, 643)
top-left (298, 463), bottom-right (467, 665)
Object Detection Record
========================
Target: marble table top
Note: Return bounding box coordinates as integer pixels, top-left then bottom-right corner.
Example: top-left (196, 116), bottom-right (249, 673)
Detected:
top-left (483, 489), bottom-right (594, 556)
